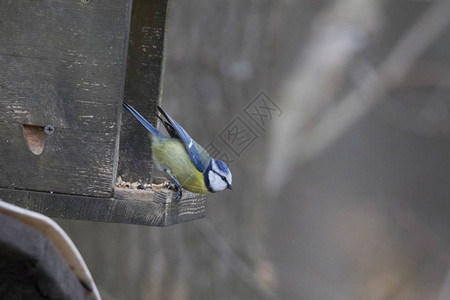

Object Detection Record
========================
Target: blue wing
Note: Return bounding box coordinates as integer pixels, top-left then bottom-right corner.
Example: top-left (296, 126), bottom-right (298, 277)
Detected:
top-left (158, 106), bottom-right (210, 173)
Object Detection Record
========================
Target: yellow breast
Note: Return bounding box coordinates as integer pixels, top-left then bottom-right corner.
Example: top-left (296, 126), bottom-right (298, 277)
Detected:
top-left (152, 138), bottom-right (209, 194)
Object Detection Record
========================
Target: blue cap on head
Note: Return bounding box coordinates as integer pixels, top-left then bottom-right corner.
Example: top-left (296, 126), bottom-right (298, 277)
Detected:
top-left (215, 159), bottom-right (230, 173)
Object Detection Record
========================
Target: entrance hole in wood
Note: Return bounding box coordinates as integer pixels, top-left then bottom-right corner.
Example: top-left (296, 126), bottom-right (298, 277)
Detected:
top-left (22, 124), bottom-right (46, 155)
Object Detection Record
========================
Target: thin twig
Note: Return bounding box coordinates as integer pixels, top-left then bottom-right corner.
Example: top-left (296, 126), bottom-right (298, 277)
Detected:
top-left (296, 0), bottom-right (450, 162)
top-left (196, 219), bottom-right (278, 300)
top-left (266, 1), bottom-right (450, 193)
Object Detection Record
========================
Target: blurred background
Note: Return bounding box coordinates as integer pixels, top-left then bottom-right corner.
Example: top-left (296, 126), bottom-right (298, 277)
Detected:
top-left (57, 0), bottom-right (450, 299)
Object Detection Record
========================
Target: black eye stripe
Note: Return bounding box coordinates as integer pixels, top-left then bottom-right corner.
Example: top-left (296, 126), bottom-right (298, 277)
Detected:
top-left (212, 170), bottom-right (227, 182)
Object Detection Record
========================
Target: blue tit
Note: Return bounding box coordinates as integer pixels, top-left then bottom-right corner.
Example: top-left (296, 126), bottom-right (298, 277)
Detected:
top-left (123, 102), bottom-right (233, 200)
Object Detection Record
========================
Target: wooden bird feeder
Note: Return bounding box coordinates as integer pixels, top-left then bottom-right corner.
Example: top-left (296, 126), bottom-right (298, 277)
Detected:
top-left (0, 0), bottom-right (206, 226)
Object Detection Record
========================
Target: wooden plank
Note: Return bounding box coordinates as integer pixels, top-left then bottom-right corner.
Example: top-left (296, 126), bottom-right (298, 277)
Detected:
top-left (0, 54), bottom-right (121, 130)
top-left (0, 213), bottom-right (91, 299)
top-left (0, 0), bottom-right (189, 226)
top-left (118, 0), bottom-right (169, 182)
top-left (0, 188), bottom-right (206, 227)
top-left (0, 122), bottom-right (115, 197)
top-left (0, 0), bottom-right (131, 131)
top-left (0, 0), bottom-right (133, 196)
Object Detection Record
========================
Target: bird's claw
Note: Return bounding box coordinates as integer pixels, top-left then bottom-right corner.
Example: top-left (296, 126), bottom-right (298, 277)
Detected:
top-left (174, 187), bottom-right (182, 201)
top-left (164, 169), bottom-right (183, 202)
top-left (165, 180), bottom-right (182, 201)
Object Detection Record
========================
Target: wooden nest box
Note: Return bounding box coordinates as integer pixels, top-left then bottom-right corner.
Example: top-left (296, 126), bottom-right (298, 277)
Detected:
top-left (0, 0), bottom-right (206, 226)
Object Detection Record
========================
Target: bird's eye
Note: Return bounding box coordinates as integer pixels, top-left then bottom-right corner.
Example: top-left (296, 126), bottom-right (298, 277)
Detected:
top-left (220, 175), bottom-right (226, 181)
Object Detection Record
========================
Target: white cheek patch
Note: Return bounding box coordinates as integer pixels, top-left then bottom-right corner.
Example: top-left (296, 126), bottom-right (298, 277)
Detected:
top-left (212, 159), bottom-right (231, 180)
top-left (208, 172), bottom-right (227, 192)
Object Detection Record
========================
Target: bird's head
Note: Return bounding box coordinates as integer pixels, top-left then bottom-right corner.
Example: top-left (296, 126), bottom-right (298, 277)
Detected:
top-left (205, 159), bottom-right (233, 192)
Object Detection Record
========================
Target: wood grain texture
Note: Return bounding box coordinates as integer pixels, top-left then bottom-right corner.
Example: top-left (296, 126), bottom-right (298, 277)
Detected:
top-left (0, 0), bottom-right (132, 197)
top-left (118, 0), bottom-right (169, 183)
top-left (0, 0), bottom-right (202, 226)
top-left (0, 122), bottom-right (115, 197)
top-left (0, 0), bottom-right (131, 131)
top-left (0, 213), bottom-right (91, 299)
top-left (0, 188), bottom-right (206, 226)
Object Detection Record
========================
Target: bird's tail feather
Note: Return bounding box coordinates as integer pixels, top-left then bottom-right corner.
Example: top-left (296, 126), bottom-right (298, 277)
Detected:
top-left (123, 102), bottom-right (163, 139)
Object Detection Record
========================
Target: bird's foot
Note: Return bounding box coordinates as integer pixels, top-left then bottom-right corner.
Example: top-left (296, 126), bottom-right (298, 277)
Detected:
top-left (165, 181), bottom-right (182, 201)
top-left (164, 169), bottom-right (183, 202)
top-left (174, 185), bottom-right (182, 201)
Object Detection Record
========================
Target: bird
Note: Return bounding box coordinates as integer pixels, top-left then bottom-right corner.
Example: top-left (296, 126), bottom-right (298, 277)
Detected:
top-left (123, 102), bottom-right (233, 200)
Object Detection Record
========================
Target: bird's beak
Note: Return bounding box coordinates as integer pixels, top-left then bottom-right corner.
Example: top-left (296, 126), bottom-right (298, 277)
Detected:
top-left (227, 183), bottom-right (233, 190)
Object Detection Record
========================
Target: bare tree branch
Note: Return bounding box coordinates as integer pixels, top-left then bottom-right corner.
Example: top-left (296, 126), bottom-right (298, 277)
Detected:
top-left (266, 0), bottom-right (450, 193)
top-left (196, 219), bottom-right (278, 300)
